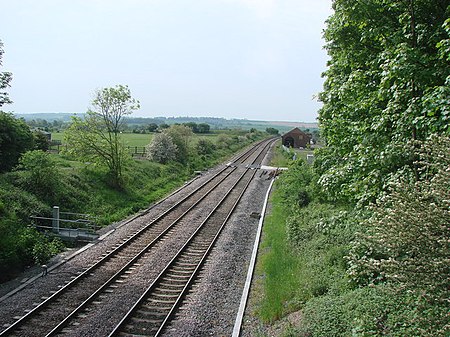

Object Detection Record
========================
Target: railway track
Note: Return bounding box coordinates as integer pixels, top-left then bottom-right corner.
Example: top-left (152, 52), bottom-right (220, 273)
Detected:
top-left (109, 168), bottom-right (256, 337)
top-left (0, 138), bottom-right (275, 337)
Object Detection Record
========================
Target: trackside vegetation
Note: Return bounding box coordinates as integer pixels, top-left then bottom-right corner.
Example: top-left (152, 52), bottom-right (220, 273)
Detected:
top-left (256, 1), bottom-right (449, 336)
top-left (258, 138), bottom-right (449, 336)
top-left (0, 118), bottom-right (268, 282)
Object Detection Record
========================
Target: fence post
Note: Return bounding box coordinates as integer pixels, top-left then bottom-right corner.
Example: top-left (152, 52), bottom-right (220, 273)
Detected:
top-left (52, 206), bottom-right (60, 233)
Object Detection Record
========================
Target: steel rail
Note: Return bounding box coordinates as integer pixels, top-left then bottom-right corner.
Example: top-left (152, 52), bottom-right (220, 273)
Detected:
top-left (44, 167), bottom-right (245, 336)
top-left (154, 170), bottom-right (257, 337)
top-left (108, 139), bottom-right (275, 336)
top-left (109, 169), bottom-right (257, 337)
top-left (0, 166), bottom-right (235, 336)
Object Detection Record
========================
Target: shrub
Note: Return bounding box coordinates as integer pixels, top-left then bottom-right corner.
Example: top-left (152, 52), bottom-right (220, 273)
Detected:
top-left (215, 134), bottom-right (233, 149)
top-left (196, 138), bottom-right (216, 156)
top-left (348, 137), bottom-right (450, 292)
top-left (33, 131), bottom-right (50, 151)
top-left (32, 236), bottom-right (64, 265)
top-left (347, 136), bottom-right (450, 335)
top-left (299, 284), bottom-right (449, 337)
top-left (163, 125), bottom-right (193, 163)
top-left (146, 133), bottom-right (178, 164)
top-left (0, 112), bottom-right (34, 172)
top-left (17, 150), bottom-right (61, 203)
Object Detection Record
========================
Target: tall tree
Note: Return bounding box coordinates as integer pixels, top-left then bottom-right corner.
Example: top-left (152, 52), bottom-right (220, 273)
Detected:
top-left (317, 0), bottom-right (450, 205)
top-left (0, 41), bottom-right (34, 171)
top-left (0, 39), bottom-right (12, 107)
top-left (0, 112), bottom-right (34, 172)
top-left (64, 85), bottom-right (140, 187)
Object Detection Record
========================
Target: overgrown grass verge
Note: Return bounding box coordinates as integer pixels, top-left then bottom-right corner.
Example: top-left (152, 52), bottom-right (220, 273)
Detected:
top-left (256, 189), bottom-right (302, 322)
top-left (256, 174), bottom-right (352, 325)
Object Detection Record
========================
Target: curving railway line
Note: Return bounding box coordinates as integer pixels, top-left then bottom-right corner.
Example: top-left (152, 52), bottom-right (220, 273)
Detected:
top-left (0, 138), bottom-right (276, 337)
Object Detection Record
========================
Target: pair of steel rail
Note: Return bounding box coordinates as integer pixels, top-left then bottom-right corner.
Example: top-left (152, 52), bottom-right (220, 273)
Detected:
top-left (0, 138), bottom-right (274, 337)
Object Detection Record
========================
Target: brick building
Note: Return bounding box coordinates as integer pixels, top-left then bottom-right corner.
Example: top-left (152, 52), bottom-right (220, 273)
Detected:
top-left (281, 127), bottom-right (311, 148)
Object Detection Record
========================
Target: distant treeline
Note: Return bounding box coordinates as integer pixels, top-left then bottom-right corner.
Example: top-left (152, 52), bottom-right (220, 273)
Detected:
top-left (15, 113), bottom-right (318, 133)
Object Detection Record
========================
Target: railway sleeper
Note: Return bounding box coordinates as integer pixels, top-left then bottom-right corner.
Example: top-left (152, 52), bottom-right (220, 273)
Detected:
top-left (136, 309), bottom-right (166, 319)
top-left (186, 247), bottom-right (206, 253)
top-left (158, 282), bottom-right (185, 289)
top-left (142, 303), bottom-right (172, 311)
top-left (152, 292), bottom-right (179, 299)
top-left (133, 317), bottom-right (165, 325)
top-left (177, 257), bottom-right (202, 264)
top-left (163, 276), bottom-right (189, 283)
top-left (123, 323), bottom-right (159, 335)
top-left (163, 273), bottom-right (190, 280)
top-left (169, 268), bottom-right (194, 275)
top-left (60, 328), bottom-right (74, 334)
top-left (154, 287), bottom-right (181, 293)
top-left (149, 297), bottom-right (175, 304)
top-left (174, 261), bottom-right (198, 268)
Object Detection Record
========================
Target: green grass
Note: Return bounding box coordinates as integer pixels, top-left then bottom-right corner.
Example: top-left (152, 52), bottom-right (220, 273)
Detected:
top-left (51, 132), bottom-right (154, 147)
top-left (52, 131), bottom-right (223, 148)
top-left (51, 132), bottom-right (64, 141)
top-left (269, 142), bottom-right (291, 167)
top-left (256, 187), bottom-right (302, 322)
top-left (122, 133), bottom-right (154, 147)
top-left (255, 144), bottom-right (344, 324)
top-left (268, 141), bottom-right (314, 168)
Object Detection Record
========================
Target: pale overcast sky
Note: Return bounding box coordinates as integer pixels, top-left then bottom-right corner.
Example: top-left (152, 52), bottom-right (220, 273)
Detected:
top-left (1, 0), bottom-right (332, 122)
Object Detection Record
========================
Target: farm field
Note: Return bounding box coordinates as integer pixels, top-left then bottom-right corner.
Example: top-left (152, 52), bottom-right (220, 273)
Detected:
top-left (51, 132), bottom-right (154, 147)
top-left (51, 131), bottom-right (224, 147)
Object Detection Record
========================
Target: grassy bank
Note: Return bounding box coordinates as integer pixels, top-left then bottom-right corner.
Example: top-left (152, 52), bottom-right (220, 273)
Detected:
top-left (256, 189), bottom-right (302, 322)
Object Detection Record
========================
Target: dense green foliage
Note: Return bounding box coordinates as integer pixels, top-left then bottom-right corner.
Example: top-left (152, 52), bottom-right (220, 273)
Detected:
top-left (162, 125), bottom-right (193, 164)
top-left (265, 127), bottom-right (279, 135)
top-left (317, 0), bottom-right (450, 205)
top-left (257, 1), bottom-right (450, 336)
top-left (0, 39), bottom-right (12, 107)
top-left (0, 112), bottom-right (34, 172)
top-left (260, 141), bottom-right (449, 336)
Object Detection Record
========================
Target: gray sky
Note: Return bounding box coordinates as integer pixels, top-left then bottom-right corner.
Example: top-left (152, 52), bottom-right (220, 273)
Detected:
top-left (1, 0), bottom-right (332, 122)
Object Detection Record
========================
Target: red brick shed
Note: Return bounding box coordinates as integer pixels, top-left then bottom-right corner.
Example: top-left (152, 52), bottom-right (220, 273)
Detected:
top-left (281, 128), bottom-right (311, 148)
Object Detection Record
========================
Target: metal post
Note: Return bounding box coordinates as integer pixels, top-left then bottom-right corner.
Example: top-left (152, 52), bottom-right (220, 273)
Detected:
top-left (52, 206), bottom-right (60, 233)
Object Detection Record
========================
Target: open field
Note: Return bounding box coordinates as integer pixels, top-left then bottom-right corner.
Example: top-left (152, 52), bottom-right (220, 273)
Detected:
top-left (51, 132), bottom-right (154, 147)
top-left (51, 131), bottom-right (236, 148)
